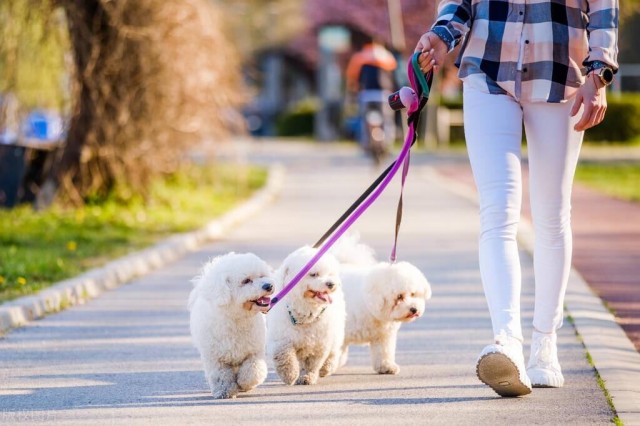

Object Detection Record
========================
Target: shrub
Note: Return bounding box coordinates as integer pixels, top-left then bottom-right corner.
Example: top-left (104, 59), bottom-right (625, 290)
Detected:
top-left (275, 98), bottom-right (318, 137)
top-left (441, 92), bottom-right (640, 144)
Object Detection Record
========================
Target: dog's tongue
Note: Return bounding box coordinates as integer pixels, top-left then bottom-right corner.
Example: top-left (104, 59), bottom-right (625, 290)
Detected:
top-left (255, 296), bottom-right (271, 306)
top-left (315, 292), bottom-right (332, 304)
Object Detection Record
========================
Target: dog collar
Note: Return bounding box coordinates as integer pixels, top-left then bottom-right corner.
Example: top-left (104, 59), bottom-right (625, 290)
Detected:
top-left (287, 305), bottom-right (327, 326)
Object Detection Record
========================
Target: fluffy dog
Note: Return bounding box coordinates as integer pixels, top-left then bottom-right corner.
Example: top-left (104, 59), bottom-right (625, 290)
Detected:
top-left (188, 252), bottom-right (274, 399)
top-left (333, 235), bottom-right (432, 374)
top-left (267, 246), bottom-right (346, 385)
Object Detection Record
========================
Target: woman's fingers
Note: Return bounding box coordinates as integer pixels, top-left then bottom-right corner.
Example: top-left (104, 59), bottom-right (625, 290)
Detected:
top-left (418, 49), bottom-right (436, 73)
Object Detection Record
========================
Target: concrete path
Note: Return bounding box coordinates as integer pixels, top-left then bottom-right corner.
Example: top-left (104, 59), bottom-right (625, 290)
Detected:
top-left (0, 141), bottom-right (616, 424)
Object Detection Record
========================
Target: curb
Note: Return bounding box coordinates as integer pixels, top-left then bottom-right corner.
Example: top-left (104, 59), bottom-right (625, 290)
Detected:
top-left (427, 166), bottom-right (640, 426)
top-left (0, 164), bottom-right (286, 336)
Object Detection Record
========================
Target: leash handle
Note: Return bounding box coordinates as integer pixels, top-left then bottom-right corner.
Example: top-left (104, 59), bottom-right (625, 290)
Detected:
top-left (410, 52), bottom-right (431, 99)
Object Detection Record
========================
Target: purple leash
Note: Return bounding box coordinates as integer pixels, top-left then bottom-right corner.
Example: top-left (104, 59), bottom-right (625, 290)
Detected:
top-left (269, 55), bottom-right (432, 309)
top-left (269, 124), bottom-right (417, 307)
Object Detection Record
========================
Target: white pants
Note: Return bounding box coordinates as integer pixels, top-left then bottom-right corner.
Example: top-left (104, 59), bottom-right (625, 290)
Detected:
top-left (462, 85), bottom-right (584, 342)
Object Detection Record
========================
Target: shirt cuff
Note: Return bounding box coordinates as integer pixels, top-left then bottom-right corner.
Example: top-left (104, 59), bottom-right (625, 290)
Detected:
top-left (430, 26), bottom-right (457, 53)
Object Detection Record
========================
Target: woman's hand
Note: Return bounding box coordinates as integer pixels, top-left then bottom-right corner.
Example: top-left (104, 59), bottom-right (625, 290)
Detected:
top-left (571, 73), bottom-right (608, 131)
top-left (414, 31), bottom-right (449, 74)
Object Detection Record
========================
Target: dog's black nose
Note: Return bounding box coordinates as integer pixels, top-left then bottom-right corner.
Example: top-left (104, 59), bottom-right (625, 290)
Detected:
top-left (410, 307), bottom-right (418, 314)
top-left (262, 283), bottom-right (273, 292)
top-left (325, 281), bottom-right (335, 289)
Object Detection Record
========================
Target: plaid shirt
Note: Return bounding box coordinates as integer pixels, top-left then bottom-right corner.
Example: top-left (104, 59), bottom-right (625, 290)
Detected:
top-left (431, 0), bottom-right (619, 103)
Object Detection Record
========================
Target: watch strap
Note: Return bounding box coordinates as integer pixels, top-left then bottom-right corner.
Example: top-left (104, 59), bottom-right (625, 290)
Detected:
top-left (583, 60), bottom-right (612, 75)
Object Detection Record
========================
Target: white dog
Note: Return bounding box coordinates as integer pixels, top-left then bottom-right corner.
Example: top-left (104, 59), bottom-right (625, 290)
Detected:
top-left (267, 246), bottom-right (346, 385)
top-left (333, 235), bottom-right (432, 374)
top-left (188, 252), bottom-right (274, 399)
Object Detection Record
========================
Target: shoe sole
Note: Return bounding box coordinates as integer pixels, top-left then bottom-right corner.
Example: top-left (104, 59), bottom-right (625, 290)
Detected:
top-left (477, 352), bottom-right (532, 397)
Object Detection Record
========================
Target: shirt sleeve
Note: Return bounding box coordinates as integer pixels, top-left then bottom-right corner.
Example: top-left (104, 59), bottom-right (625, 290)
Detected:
top-left (429, 0), bottom-right (473, 52)
top-left (583, 0), bottom-right (619, 71)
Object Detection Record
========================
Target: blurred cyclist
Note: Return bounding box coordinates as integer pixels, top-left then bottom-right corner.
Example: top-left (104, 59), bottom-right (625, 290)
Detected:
top-left (345, 40), bottom-right (398, 158)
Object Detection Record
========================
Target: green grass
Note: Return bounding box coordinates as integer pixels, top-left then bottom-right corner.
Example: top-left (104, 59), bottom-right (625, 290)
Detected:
top-left (575, 163), bottom-right (640, 202)
top-left (566, 313), bottom-right (622, 425)
top-left (0, 163), bottom-right (267, 302)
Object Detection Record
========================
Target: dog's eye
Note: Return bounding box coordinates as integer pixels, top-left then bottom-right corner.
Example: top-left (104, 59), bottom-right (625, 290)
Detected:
top-left (309, 272), bottom-right (319, 278)
top-left (397, 294), bottom-right (404, 301)
top-left (241, 278), bottom-right (252, 285)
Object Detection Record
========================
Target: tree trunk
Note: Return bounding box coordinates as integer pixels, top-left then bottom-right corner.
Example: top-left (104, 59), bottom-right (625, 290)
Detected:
top-left (37, 0), bottom-right (108, 208)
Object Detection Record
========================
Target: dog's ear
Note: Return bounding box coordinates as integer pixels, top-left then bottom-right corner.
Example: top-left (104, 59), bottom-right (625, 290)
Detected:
top-left (423, 281), bottom-right (433, 300)
top-left (365, 290), bottom-right (389, 320)
top-left (414, 269), bottom-right (432, 301)
top-left (208, 272), bottom-right (232, 306)
top-left (279, 266), bottom-right (291, 288)
top-left (363, 270), bottom-right (390, 318)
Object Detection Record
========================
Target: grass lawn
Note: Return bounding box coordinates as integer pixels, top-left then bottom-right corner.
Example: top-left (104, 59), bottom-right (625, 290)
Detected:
top-left (0, 163), bottom-right (267, 303)
top-left (575, 162), bottom-right (640, 202)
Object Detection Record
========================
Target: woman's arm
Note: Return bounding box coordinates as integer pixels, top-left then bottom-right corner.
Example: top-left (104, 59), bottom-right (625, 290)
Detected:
top-left (414, 0), bottom-right (472, 73)
top-left (582, 0), bottom-right (619, 70)
top-left (572, 0), bottom-right (619, 131)
top-left (430, 0), bottom-right (473, 53)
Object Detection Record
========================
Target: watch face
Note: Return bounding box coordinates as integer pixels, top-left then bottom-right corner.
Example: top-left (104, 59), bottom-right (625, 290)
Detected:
top-left (602, 68), bottom-right (614, 83)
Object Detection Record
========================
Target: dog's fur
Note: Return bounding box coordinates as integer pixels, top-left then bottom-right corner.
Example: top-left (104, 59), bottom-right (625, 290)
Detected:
top-left (188, 252), bottom-right (274, 399)
top-left (267, 246), bottom-right (346, 385)
top-left (333, 235), bottom-right (432, 374)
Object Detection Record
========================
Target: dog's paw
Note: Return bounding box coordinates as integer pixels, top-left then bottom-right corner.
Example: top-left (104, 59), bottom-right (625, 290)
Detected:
top-left (275, 368), bottom-right (298, 386)
top-left (376, 362), bottom-right (400, 375)
top-left (319, 360), bottom-right (336, 377)
top-left (319, 365), bottom-right (331, 378)
top-left (211, 388), bottom-right (238, 399)
top-left (295, 373), bottom-right (318, 385)
top-left (210, 380), bottom-right (240, 399)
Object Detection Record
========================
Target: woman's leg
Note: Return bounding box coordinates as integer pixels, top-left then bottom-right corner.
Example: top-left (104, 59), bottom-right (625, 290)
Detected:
top-left (523, 100), bottom-right (584, 334)
top-left (463, 85), bottom-right (525, 342)
top-left (464, 85), bottom-right (532, 397)
top-left (522, 98), bottom-right (583, 387)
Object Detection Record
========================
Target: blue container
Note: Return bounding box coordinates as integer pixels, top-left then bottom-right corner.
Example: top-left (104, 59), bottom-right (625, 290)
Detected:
top-left (27, 111), bottom-right (49, 139)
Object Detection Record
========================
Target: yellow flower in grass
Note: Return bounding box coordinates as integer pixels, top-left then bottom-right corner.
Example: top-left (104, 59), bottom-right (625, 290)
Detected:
top-left (17, 277), bottom-right (27, 286)
top-left (0, 276), bottom-right (5, 285)
top-left (66, 241), bottom-right (77, 251)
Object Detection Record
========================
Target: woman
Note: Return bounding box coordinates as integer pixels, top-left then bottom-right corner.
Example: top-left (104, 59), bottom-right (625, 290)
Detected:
top-left (415, 0), bottom-right (618, 397)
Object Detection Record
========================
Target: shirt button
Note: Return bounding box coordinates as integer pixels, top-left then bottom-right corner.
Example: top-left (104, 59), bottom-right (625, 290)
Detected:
top-left (523, 67), bottom-right (528, 72)
top-left (525, 40), bottom-right (530, 44)
top-left (519, 11), bottom-right (523, 15)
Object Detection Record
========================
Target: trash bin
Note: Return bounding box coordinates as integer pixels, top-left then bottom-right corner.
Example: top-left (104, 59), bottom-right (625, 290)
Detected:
top-left (0, 108), bottom-right (64, 208)
top-left (0, 144), bottom-right (27, 208)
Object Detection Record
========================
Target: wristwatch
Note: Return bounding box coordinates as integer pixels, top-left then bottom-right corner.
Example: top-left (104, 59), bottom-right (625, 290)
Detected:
top-left (593, 66), bottom-right (614, 87)
top-left (585, 60), bottom-right (614, 86)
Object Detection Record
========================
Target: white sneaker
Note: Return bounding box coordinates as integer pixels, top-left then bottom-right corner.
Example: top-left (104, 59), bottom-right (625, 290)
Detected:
top-left (476, 334), bottom-right (532, 397)
top-left (527, 331), bottom-right (564, 388)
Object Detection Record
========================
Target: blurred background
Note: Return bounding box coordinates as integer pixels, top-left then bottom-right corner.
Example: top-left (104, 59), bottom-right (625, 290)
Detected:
top-left (1, 0), bottom-right (639, 209)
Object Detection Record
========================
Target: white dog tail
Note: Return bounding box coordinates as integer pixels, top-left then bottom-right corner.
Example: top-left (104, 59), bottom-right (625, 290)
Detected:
top-left (330, 232), bottom-right (377, 266)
